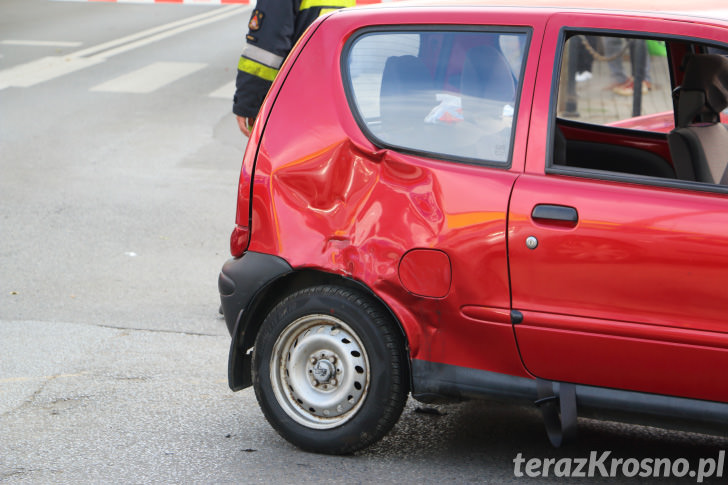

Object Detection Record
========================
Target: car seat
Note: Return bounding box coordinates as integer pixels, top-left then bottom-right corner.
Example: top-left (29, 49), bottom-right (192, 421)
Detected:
top-left (667, 54), bottom-right (728, 184)
top-left (379, 55), bottom-right (434, 143)
top-left (460, 45), bottom-right (516, 121)
top-left (457, 45), bottom-right (516, 161)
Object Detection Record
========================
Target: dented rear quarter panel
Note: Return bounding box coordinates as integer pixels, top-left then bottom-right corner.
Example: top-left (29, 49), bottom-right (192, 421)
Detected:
top-left (246, 8), bottom-right (544, 377)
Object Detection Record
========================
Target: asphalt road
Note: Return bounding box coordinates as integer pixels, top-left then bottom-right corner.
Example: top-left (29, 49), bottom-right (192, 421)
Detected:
top-left (1, 1), bottom-right (727, 483)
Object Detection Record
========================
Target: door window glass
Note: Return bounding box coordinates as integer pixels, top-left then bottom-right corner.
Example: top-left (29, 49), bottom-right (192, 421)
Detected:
top-left (556, 35), bottom-right (674, 131)
top-left (551, 32), bottom-right (728, 187)
top-left (346, 29), bottom-right (529, 165)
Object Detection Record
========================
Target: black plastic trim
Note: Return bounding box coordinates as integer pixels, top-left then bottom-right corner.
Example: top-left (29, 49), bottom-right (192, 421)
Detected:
top-left (412, 359), bottom-right (537, 403)
top-left (411, 359), bottom-right (728, 436)
top-left (531, 204), bottom-right (578, 223)
top-left (510, 309), bottom-right (524, 324)
top-left (219, 252), bottom-right (293, 391)
top-left (218, 252), bottom-right (293, 335)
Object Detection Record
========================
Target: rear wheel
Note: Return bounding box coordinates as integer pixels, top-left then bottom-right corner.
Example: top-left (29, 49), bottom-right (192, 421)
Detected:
top-left (252, 285), bottom-right (408, 454)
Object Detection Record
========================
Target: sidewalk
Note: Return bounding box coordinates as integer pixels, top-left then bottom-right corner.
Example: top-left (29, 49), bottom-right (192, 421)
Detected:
top-left (560, 54), bottom-right (673, 125)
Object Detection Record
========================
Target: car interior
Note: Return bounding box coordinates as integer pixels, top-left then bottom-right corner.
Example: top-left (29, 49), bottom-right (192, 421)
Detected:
top-left (552, 34), bottom-right (728, 187)
top-left (347, 30), bottom-right (728, 185)
top-left (354, 30), bottom-right (528, 163)
top-left (667, 53), bottom-right (728, 183)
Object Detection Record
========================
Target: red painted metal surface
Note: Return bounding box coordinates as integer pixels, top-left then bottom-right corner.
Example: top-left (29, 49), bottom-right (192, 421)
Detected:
top-left (232, 3), bottom-right (728, 402)
top-left (509, 174), bottom-right (728, 401)
top-left (513, 11), bottom-right (728, 401)
top-left (398, 249), bottom-right (452, 298)
top-left (558, 121), bottom-right (673, 169)
top-left (515, 318), bottom-right (728, 402)
top-left (609, 111), bottom-right (728, 133)
top-left (245, 8), bottom-right (552, 376)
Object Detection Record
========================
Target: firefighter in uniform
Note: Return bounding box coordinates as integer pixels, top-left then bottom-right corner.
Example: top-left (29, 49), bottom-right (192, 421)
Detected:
top-left (233, 0), bottom-right (355, 136)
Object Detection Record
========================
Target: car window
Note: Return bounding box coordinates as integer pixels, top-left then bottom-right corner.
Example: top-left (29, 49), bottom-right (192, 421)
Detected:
top-left (556, 35), bottom-right (674, 132)
top-left (550, 31), bottom-right (728, 188)
top-left (345, 29), bottom-right (529, 165)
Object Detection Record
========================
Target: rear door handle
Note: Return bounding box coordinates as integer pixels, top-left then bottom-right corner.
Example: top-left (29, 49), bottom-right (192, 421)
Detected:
top-left (531, 204), bottom-right (578, 225)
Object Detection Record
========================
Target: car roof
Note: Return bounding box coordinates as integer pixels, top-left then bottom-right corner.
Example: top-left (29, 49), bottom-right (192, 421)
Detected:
top-left (350, 0), bottom-right (728, 24)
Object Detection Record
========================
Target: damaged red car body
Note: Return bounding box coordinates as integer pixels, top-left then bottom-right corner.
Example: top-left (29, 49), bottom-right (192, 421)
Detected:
top-left (219, 0), bottom-right (728, 454)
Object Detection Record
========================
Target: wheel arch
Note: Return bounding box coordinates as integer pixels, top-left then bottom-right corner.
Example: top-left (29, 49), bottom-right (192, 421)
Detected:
top-left (229, 268), bottom-right (411, 392)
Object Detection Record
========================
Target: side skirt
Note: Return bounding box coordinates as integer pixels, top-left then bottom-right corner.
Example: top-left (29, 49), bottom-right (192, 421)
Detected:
top-left (411, 359), bottom-right (728, 437)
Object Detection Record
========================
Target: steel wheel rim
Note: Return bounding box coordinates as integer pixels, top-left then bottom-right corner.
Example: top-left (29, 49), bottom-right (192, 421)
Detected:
top-left (270, 314), bottom-right (370, 429)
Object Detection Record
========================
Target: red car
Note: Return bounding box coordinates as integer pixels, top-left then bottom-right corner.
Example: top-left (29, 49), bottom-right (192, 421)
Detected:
top-left (219, 0), bottom-right (728, 454)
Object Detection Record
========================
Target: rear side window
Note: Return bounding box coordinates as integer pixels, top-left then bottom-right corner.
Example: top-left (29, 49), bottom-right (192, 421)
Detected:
top-left (344, 29), bottom-right (530, 165)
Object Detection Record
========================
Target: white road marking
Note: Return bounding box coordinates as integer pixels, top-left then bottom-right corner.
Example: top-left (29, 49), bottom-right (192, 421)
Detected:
top-left (71, 5), bottom-right (245, 59)
top-left (0, 56), bottom-right (105, 88)
top-left (1, 40), bottom-right (83, 47)
top-left (90, 61), bottom-right (206, 93)
top-left (0, 5), bottom-right (247, 90)
top-left (52, 0), bottom-right (248, 3)
top-left (209, 80), bottom-right (235, 99)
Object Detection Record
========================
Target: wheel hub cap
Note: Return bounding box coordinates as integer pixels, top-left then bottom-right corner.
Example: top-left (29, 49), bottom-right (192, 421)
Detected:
top-left (311, 357), bottom-right (335, 383)
top-left (270, 315), bottom-right (370, 429)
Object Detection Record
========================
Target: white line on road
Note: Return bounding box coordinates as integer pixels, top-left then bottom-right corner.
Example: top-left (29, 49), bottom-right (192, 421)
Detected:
top-left (90, 61), bottom-right (206, 93)
top-left (1, 40), bottom-right (84, 47)
top-left (71, 4), bottom-right (244, 58)
top-left (0, 5), bottom-right (248, 90)
top-left (0, 56), bottom-right (106, 88)
top-left (52, 0), bottom-right (248, 3)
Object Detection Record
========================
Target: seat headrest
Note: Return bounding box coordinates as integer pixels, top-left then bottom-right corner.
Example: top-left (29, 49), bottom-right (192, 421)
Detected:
top-left (681, 54), bottom-right (728, 115)
top-left (460, 45), bottom-right (515, 123)
top-left (461, 45), bottom-right (515, 103)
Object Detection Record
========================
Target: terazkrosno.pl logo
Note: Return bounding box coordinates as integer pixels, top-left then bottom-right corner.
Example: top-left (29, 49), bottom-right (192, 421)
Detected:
top-left (513, 450), bottom-right (725, 483)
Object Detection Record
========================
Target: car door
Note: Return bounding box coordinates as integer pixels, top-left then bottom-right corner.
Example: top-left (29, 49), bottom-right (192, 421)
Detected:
top-left (508, 13), bottom-right (728, 403)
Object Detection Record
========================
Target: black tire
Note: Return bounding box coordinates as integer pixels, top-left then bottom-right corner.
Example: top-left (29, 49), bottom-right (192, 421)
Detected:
top-left (252, 285), bottom-right (409, 454)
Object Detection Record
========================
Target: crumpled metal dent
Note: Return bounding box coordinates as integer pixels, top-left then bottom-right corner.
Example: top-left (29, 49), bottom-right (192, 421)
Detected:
top-left (272, 139), bottom-right (446, 255)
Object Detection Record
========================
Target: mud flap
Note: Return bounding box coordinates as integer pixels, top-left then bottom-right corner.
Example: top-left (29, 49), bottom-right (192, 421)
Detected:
top-left (534, 379), bottom-right (578, 447)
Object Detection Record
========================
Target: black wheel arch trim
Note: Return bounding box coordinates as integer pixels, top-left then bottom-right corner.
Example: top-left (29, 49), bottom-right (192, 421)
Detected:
top-left (220, 252), bottom-right (294, 391)
top-left (219, 252), bottom-right (293, 334)
top-left (222, 251), bottom-right (411, 392)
